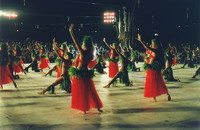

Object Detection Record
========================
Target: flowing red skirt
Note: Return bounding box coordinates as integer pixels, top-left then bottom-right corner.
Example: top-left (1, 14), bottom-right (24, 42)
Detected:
top-left (144, 69), bottom-right (168, 97)
top-left (13, 64), bottom-right (23, 73)
top-left (71, 76), bottom-right (103, 111)
top-left (108, 61), bottom-right (119, 78)
top-left (0, 66), bottom-right (12, 85)
top-left (88, 60), bottom-right (97, 69)
top-left (39, 58), bottom-right (50, 69)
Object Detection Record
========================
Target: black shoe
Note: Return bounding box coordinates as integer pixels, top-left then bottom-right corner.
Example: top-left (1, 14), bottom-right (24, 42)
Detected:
top-left (24, 68), bottom-right (29, 73)
top-left (168, 95), bottom-right (171, 101)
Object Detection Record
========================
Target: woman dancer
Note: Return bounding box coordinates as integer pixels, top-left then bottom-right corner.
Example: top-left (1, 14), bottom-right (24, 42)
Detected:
top-left (13, 45), bottom-right (26, 78)
top-left (136, 34), bottom-right (171, 102)
top-left (0, 42), bottom-right (17, 89)
top-left (103, 44), bottom-right (132, 88)
top-left (163, 47), bottom-right (180, 82)
top-left (43, 42), bottom-right (68, 78)
top-left (38, 42), bottom-right (72, 94)
top-left (103, 38), bottom-right (119, 78)
top-left (36, 43), bottom-right (50, 71)
top-left (24, 44), bottom-right (40, 72)
top-left (69, 24), bottom-right (103, 114)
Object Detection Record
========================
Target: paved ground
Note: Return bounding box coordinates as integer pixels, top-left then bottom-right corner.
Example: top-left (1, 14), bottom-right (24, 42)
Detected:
top-left (0, 63), bottom-right (200, 130)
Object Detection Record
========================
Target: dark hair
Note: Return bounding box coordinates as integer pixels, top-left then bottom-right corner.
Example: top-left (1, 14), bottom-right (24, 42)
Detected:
top-left (82, 36), bottom-right (94, 61)
top-left (0, 43), bottom-right (9, 65)
top-left (152, 39), bottom-right (165, 69)
top-left (83, 36), bottom-right (94, 52)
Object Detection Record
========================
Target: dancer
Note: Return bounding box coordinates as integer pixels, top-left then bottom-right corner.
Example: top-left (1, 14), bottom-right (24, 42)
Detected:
top-left (103, 44), bottom-right (132, 88)
top-left (163, 47), bottom-right (180, 82)
top-left (7, 47), bottom-right (15, 78)
top-left (36, 43), bottom-right (50, 71)
top-left (69, 24), bottom-right (103, 114)
top-left (0, 42), bottom-right (17, 89)
top-left (103, 38), bottom-right (119, 78)
top-left (13, 45), bottom-right (26, 78)
top-left (181, 47), bottom-right (194, 68)
top-left (129, 48), bottom-right (140, 71)
top-left (92, 52), bottom-right (107, 74)
top-left (169, 44), bottom-right (177, 66)
top-left (24, 44), bottom-right (40, 72)
top-left (38, 42), bottom-right (72, 94)
top-left (136, 34), bottom-right (171, 102)
top-left (43, 42), bottom-right (69, 78)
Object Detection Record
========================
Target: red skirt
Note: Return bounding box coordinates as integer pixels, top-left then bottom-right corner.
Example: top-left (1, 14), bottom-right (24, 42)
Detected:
top-left (172, 57), bottom-right (177, 66)
top-left (39, 58), bottom-right (50, 69)
top-left (0, 66), bottom-right (12, 85)
top-left (108, 61), bottom-right (119, 78)
top-left (71, 76), bottom-right (103, 111)
top-left (144, 69), bottom-right (168, 97)
top-left (87, 60), bottom-right (97, 69)
top-left (20, 60), bottom-right (24, 65)
top-left (13, 64), bottom-right (23, 73)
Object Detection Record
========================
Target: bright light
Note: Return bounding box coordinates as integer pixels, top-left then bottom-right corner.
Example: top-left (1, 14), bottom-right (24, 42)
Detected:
top-left (154, 33), bottom-right (158, 36)
top-left (103, 11), bottom-right (115, 23)
top-left (0, 10), bottom-right (18, 18)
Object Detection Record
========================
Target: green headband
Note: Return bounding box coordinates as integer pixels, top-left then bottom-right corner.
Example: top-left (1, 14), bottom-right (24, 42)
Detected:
top-left (151, 39), bottom-right (158, 46)
top-left (83, 36), bottom-right (91, 44)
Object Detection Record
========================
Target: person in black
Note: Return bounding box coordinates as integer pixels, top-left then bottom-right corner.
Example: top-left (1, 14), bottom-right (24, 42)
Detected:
top-left (181, 47), bottom-right (194, 68)
top-left (24, 43), bottom-right (40, 72)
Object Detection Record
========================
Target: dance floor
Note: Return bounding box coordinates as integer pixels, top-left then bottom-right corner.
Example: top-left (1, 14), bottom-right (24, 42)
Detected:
top-left (0, 63), bottom-right (200, 130)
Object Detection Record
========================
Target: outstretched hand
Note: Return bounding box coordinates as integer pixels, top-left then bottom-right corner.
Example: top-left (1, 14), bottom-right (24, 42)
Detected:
top-left (53, 38), bottom-right (56, 43)
top-left (69, 24), bottom-right (74, 32)
top-left (136, 34), bottom-right (142, 42)
top-left (103, 37), bottom-right (106, 43)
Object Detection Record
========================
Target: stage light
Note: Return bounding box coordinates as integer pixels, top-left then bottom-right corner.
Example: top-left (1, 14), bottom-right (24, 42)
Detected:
top-left (0, 10), bottom-right (18, 18)
top-left (103, 11), bottom-right (116, 23)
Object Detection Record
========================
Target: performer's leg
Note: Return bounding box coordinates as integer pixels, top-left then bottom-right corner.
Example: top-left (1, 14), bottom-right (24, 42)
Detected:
top-left (192, 67), bottom-right (200, 78)
top-left (103, 72), bottom-right (121, 88)
top-left (149, 97), bottom-right (157, 102)
top-left (8, 75), bottom-right (17, 88)
top-left (38, 77), bottom-right (64, 94)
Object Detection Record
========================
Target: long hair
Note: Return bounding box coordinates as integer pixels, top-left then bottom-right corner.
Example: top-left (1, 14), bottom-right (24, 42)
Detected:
top-left (152, 39), bottom-right (165, 69)
top-left (82, 36), bottom-right (94, 60)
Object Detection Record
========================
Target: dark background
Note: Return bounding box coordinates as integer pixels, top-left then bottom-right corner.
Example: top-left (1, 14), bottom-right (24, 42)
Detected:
top-left (0, 0), bottom-right (199, 47)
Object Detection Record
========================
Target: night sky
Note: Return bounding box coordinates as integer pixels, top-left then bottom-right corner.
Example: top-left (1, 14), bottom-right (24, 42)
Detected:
top-left (0, 0), bottom-right (199, 46)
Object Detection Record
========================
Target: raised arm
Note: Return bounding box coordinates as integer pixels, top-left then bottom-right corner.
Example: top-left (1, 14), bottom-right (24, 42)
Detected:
top-left (118, 43), bottom-right (124, 52)
top-left (103, 38), bottom-right (112, 50)
top-left (114, 44), bottom-right (125, 59)
top-left (136, 34), bottom-right (155, 52)
top-left (52, 38), bottom-right (62, 52)
top-left (53, 42), bottom-right (65, 61)
top-left (35, 42), bottom-right (42, 51)
top-left (69, 24), bottom-right (82, 53)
